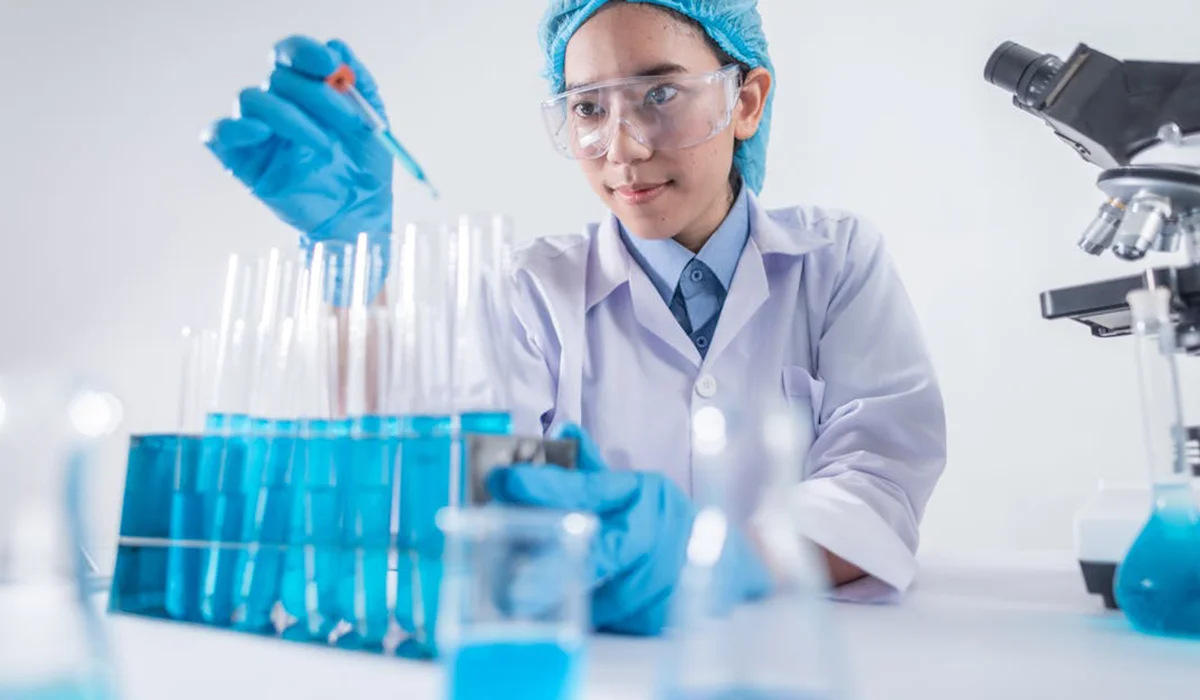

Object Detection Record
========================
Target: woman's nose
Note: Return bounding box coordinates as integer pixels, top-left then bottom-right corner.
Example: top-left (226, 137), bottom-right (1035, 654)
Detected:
top-left (605, 120), bottom-right (653, 166)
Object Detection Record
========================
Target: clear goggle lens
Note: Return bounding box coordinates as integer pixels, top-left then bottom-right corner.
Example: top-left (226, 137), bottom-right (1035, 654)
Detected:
top-left (540, 64), bottom-right (742, 160)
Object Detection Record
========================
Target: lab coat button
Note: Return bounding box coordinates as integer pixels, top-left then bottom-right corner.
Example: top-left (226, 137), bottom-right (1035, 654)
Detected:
top-left (695, 374), bottom-right (718, 398)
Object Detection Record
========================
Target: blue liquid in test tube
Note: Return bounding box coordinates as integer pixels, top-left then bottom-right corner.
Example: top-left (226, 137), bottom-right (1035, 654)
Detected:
top-left (336, 414), bottom-right (398, 648)
top-left (230, 418), bottom-right (297, 631)
top-left (197, 413), bottom-right (251, 626)
top-left (112, 434), bottom-right (179, 615)
top-left (395, 414), bottom-right (453, 652)
top-left (165, 435), bottom-right (207, 622)
top-left (281, 418), bottom-right (349, 639)
top-left (460, 410), bottom-right (513, 437)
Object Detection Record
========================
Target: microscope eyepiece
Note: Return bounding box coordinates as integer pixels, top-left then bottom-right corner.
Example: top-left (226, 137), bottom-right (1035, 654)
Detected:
top-left (985, 41), bottom-right (1064, 109)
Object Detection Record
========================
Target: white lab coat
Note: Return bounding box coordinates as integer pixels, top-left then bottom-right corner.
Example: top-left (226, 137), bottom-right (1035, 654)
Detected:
top-left (506, 190), bottom-right (946, 595)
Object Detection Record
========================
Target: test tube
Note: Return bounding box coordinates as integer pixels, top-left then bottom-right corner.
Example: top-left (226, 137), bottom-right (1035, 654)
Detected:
top-left (337, 234), bottom-right (396, 647)
top-left (164, 328), bottom-right (216, 621)
top-left (231, 252), bottom-right (308, 631)
top-left (454, 214), bottom-right (515, 437)
top-left (280, 244), bottom-right (351, 639)
top-left (393, 221), bottom-right (458, 654)
top-left (200, 252), bottom-right (288, 625)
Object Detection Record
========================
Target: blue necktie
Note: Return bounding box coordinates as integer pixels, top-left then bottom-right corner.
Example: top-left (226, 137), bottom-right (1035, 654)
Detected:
top-left (668, 259), bottom-right (725, 358)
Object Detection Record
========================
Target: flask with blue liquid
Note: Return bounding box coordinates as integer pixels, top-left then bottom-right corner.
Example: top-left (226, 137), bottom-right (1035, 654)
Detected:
top-left (1114, 288), bottom-right (1200, 638)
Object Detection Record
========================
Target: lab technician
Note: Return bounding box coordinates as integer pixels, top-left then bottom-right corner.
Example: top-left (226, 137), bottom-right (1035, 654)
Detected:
top-left (204, 0), bottom-right (947, 635)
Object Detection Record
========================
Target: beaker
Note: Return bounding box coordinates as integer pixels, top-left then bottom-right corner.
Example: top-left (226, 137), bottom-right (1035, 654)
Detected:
top-left (1114, 288), bottom-right (1200, 637)
top-left (660, 405), bottom-right (847, 700)
top-left (0, 380), bottom-right (122, 699)
top-left (437, 507), bottom-right (596, 700)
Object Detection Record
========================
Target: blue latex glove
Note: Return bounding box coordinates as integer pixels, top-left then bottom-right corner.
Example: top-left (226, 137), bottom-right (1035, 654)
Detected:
top-left (486, 424), bottom-right (772, 636)
top-left (204, 35), bottom-right (393, 251)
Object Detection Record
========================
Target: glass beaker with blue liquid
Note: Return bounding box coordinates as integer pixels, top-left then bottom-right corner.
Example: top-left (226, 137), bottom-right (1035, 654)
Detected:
top-left (1114, 288), bottom-right (1200, 637)
top-left (436, 507), bottom-right (597, 700)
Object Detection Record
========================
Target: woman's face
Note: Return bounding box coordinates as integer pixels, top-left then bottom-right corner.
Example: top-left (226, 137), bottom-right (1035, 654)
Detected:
top-left (563, 4), bottom-right (758, 248)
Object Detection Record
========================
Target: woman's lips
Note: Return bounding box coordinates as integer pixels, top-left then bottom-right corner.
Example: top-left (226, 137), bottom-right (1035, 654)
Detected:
top-left (612, 181), bottom-right (670, 205)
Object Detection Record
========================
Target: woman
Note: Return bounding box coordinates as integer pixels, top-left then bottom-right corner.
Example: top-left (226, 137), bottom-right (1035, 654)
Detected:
top-left (204, 0), bottom-right (947, 635)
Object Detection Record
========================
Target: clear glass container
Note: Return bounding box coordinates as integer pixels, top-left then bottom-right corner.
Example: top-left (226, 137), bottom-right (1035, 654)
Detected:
top-left (1, 380), bottom-right (123, 699)
top-left (1114, 288), bottom-right (1200, 637)
top-left (660, 405), bottom-right (848, 699)
top-left (437, 506), bottom-right (596, 700)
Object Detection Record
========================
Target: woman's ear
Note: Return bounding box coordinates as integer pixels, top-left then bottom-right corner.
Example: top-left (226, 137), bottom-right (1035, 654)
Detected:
top-left (733, 67), bottom-right (772, 141)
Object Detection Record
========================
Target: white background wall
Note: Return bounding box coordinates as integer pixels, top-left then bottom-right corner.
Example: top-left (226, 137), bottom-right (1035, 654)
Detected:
top-left (2, 0), bottom-right (1199, 557)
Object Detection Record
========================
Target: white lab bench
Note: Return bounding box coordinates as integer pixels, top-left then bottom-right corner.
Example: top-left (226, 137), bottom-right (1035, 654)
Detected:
top-left (105, 553), bottom-right (1200, 699)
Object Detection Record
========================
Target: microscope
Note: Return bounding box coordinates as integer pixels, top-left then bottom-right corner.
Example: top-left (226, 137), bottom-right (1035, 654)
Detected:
top-left (984, 41), bottom-right (1200, 608)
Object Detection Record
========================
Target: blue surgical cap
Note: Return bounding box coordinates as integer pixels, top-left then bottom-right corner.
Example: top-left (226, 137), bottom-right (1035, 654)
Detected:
top-left (539, 0), bottom-right (775, 194)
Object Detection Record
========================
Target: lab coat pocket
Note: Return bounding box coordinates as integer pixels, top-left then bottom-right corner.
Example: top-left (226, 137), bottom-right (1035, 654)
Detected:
top-left (781, 366), bottom-right (825, 461)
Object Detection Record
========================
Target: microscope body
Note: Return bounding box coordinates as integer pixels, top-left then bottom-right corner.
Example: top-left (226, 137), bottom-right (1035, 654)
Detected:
top-left (985, 42), bottom-right (1200, 608)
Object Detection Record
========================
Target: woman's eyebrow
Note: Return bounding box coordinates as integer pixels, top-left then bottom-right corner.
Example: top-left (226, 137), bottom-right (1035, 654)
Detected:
top-left (565, 62), bottom-right (690, 92)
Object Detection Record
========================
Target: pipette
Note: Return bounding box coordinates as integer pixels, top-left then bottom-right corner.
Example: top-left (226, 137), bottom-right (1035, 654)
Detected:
top-left (326, 65), bottom-right (440, 200)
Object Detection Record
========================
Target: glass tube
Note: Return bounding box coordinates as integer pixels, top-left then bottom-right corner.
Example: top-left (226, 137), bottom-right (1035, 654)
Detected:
top-left (1128, 289), bottom-right (1190, 489)
top-left (454, 214), bottom-right (514, 436)
top-left (278, 243), bottom-right (349, 639)
top-left (393, 221), bottom-right (458, 653)
top-left (231, 250), bottom-right (308, 631)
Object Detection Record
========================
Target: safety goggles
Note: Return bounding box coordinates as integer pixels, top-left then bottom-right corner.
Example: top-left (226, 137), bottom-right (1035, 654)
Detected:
top-left (540, 64), bottom-right (742, 159)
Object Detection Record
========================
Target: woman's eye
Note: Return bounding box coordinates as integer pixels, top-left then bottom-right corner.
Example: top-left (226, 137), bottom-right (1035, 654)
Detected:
top-left (645, 85), bottom-right (679, 106)
top-left (571, 101), bottom-right (603, 118)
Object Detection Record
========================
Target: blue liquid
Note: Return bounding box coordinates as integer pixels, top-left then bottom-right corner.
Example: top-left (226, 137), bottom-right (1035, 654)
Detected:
top-left (164, 434), bottom-right (208, 622)
top-left (197, 415), bottom-right (251, 626)
top-left (394, 551), bottom-right (444, 659)
top-left (338, 415), bottom-right (398, 647)
top-left (1, 679), bottom-right (112, 700)
top-left (664, 689), bottom-right (827, 700)
top-left (1115, 485), bottom-right (1200, 638)
top-left (378, 128), bottom-right (439, 199)
top-left (231, 420), bottom-right (296, 631)
top-left (281, 420), bottom-right (350, 639)
top-left (447, 639), bottom-right (582, 700)
top-left (111, 434), bottom-right (183, 614)
top-left (392, 411), bottom-right (512, 651)
top-left (395, 415), bottom-right (453, 645)
top-left (460, 411), bottom-right (513, 436)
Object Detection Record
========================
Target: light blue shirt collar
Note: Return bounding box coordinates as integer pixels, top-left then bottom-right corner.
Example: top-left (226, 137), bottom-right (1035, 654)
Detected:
top-left (618, 185), bottom-right (751, 303)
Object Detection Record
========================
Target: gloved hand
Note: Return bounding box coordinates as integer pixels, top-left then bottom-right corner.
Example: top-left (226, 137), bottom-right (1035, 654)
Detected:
top-left (204, 35), bottom-right (393, 251)
top-left (486, 424), bottom-right (772, 636)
